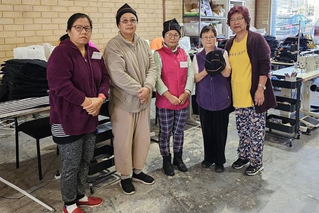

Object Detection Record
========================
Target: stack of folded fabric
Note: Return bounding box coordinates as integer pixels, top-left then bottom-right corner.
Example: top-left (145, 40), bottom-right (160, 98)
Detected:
top-left (273, 46), bottom-right (298, 63)
top-left (281, 34), bottom-right (309, 51)
top-left (264, 35), bottom-right (279, 58)
top-left (0, 59), bottom-right (48, 102)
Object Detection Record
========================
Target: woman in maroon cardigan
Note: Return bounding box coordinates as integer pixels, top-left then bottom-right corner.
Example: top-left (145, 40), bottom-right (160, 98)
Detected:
top-left (225, 6), bottom-right (276, 176)
top-left (47, 13), bottom-right (109, 213)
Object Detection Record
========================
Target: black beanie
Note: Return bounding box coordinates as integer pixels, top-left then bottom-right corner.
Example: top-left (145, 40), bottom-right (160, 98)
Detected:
top-left (116, 3), bottom-right (138, 26)
top-left (162, 18), bottom-right (181, 37)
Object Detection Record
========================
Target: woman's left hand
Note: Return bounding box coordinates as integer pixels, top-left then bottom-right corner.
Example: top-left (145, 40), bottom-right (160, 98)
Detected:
top-left (83, 97), bottom-right (103, 116)
top-left (254, 90), bottom-right (265, 106)
top-left (137, 87), bottom-right (150, 104)
top-left (179, 92), bottom-right (189, 105)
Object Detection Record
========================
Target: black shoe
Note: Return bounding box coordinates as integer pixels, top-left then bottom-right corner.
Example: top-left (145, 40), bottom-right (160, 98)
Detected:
top-left (173, 152), bottom-right (188, 172)
top-left (120, 178), bottom-right (135, 195)
top-left (215, 164), bottom-right (225, 173)
top-left (245, 164), bottom-right (264, 176)
top-left (132, 172), bottom-right (155, 185)
top-left (232, 158), bottom-right (249, 170)
top-left (201, 160), bottom-right (212, 168)
top-left (162, 154), bottom-right (175, 176)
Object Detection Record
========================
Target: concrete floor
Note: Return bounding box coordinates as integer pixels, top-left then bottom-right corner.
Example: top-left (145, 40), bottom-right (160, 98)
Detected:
top-left (0, 112), bottom-right (319, 213)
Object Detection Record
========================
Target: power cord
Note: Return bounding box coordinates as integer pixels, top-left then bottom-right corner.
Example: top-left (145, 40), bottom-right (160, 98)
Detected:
top-left (0, 172), bottom-right (57, 200)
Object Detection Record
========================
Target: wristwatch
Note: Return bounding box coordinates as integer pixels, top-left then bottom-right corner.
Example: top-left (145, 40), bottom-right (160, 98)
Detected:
top-left (258, 84), bottom-right (266, 90)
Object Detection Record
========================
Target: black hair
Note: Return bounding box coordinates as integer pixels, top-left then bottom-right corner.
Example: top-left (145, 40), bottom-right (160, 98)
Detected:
top-left (59, 34), bottom-right (69, 42)
top-left (200, 25), bottom-right (217, 38)
top-left (67, 13), bottom-right (93, 31)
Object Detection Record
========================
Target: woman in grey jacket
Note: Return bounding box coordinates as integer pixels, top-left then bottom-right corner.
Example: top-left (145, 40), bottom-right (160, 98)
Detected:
top-left (104, 3), bottom-right (157, 195)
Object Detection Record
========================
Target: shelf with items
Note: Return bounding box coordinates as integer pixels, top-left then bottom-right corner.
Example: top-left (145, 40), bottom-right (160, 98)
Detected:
top-left (225, 0), bottom-right (246, 38)
top-left (266, 77), bottom-right (302, 146)
top-left (183, 0), bottom-right (227, 49)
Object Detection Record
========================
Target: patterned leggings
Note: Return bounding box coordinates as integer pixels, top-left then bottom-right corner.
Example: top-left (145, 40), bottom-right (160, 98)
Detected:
top-left (58, 133), bottom-right (96, 205)
top-left (235, 107), bottom-right (266, 167)
top-left (157, 107), bottom-right (188, 156)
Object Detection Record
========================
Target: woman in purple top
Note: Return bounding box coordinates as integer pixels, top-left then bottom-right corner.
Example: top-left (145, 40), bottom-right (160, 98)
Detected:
top-left (47, 13), bottom-right (109, 213)
top-left (193, 25), bottom-right (231, 172)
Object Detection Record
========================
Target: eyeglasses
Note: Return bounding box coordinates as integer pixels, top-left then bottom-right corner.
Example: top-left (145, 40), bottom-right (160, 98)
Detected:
top-left (230, 16), bottom-right (244, 23)
top-left (120, 19), bottom-right (137, 24)
top-left (72, 25), bottom-right (92, 32)
top-left (202, 36), bottom-right (216, 40)
top-left (165, 33), bottom-right (180, 39)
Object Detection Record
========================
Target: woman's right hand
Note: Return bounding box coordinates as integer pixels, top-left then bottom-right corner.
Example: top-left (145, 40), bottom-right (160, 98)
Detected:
top-left (194, 68), bottom-right (208, 83)
top-left (168, 95), bottom-right (181, 105)
top-left (81, 97), bottom-right (92, 107)
top-left (163, 91), bottom-right (181, 105)
top-left (82, 97), bottom-right (103, 116)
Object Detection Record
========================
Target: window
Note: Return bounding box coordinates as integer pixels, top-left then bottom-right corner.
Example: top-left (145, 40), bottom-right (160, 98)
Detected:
top-left (271, 0), bottom-right (319, 40)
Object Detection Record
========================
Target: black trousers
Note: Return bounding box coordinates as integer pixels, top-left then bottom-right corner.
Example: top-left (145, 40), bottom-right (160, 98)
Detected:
top-left (199, 105), bottom-right (230, 165)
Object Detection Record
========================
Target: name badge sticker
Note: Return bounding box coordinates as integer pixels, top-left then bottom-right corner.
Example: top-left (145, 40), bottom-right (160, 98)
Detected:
top-left (92, 52), bottom-right (102, 60)
top-left (180, 61), bottom-right (188, 68)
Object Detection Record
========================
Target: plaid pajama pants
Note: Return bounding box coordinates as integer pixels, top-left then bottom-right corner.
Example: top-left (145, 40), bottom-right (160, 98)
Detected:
top-left (157, 107), bottom-right (188, 156)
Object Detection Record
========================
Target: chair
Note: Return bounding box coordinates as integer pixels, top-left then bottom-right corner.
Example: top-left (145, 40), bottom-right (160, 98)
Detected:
top-left (87, 101), bottom-right (117, 194)
top-left (16, 116), bottom-right (52, 180)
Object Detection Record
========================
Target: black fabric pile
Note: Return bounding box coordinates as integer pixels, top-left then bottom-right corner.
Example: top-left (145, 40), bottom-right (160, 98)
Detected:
top-left (272, 35), bottom-right (311, 63)
top-left (273, 46), bottom-right (298, 63)
top-left (264, 35), bottom-right (279, 58)
top-left (217, 39), bottom-right (229, 49)
top-left (0, 59), bottom-right (48, 102)
top-left (281, 34), bottom-right (309, 51)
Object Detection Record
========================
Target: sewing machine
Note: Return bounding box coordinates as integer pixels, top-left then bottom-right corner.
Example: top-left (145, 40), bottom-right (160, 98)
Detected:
top-left (298, 54), bottom-right (319, 72)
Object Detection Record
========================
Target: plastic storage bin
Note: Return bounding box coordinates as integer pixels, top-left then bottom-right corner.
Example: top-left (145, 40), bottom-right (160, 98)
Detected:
top-left (275, 96), bottom-right (297, 112)
top-left (266, 114), bottom-right (296, 134)
top-left (184, 22), bottom-right (210, 36)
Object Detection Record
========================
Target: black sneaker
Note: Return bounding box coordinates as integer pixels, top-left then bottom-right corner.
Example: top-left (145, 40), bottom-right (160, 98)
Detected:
top-left (132, 172), bottom-right (155, 185)
top-left (232, 158), bottom-right (249, 170)
top-left (245, 164), bottom-right (264, 176)
top-left (201, 160), bottom-right (212, 168)
top-left (215, 164), bottom-right (225, 173)
top-left (120, 178), bottom-right (135, 195)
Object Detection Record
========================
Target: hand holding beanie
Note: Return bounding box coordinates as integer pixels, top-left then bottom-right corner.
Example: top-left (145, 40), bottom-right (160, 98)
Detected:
top-left (205, 50), bottom-right (226, 77)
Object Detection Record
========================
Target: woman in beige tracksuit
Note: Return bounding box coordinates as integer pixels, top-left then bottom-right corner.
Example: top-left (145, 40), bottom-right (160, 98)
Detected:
top-left (104, 3), bottom-right (157, 195)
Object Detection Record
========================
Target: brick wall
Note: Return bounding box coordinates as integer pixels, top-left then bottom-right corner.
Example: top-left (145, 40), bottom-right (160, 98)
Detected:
top-left (0, 0), bottom-right (166, 63)
top-left (0, 0), bottom-right (261, 64)
top-left (165, 0), bottom-right (182, 22)
top-left (246, 0), bottom-right (255, 27)
top-left (256, 0), bottom-right (271, 32)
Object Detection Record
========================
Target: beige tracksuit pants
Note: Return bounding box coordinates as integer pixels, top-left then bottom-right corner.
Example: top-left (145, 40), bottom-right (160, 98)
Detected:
top-left (109, 104), bottom-right (151, 176)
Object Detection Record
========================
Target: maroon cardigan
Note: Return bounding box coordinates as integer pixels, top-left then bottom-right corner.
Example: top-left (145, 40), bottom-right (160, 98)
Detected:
top-left (225, 30), bottom-right (277, 113)
top-left (47, 39), bottom-right (110, 135)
